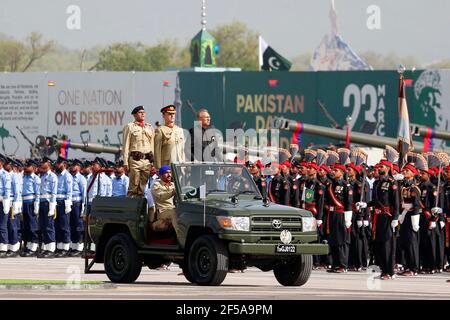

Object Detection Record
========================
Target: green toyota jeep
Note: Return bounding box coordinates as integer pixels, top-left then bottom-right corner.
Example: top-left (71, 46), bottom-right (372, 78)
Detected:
top-left (87, 163), bottom-right (328, 286)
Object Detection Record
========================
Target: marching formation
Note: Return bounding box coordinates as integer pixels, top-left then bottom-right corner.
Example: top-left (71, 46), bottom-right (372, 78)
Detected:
top-left (247, 145), bottom-right (450, 279)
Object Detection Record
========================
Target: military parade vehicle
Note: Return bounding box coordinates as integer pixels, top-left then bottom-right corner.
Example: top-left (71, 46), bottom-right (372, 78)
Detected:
top-left (85, 162), bottom-right (328, 286)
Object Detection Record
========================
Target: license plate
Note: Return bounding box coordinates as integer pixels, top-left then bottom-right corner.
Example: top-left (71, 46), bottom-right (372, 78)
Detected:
top-left (276, 244), bottom-right (296, 253)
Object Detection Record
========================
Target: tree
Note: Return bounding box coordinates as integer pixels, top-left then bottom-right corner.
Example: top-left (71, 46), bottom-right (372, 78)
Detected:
top-left (359, 51), bottom-right (422, 70)
top-left (0, 39), bottom-right (26, 71)
top-left (21, 32), bottom-right (55, 71)
top-left (96, 43), bottom-right (149, 71)
top-left (290, 52), bottom-right (312, 71)
top-left (0, 32), bottom-right (54, 72)
top-left (210, 20), bottom-right (259, 71)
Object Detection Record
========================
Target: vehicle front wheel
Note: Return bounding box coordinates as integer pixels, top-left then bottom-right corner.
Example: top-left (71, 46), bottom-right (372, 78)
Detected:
top-left (104, 233), bottom-right (142, 283)
top-left (188, 235), bottom-right (228, 286)
top-left (273, 255), bottom-right (312, 286)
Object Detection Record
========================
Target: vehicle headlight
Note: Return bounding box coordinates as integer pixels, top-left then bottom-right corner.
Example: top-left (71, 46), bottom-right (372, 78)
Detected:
top-left (216, 216), bottom-right (250, 231)
top-left (302, 216), bottom-right (317, 232)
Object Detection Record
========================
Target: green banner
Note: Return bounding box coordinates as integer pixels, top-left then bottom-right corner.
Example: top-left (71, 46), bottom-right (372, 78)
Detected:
top-left (179, 70), bottom-right (444, 150)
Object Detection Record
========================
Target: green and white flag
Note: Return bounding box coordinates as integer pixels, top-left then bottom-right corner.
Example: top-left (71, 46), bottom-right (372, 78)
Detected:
top-left (258, 36), bottom-right (292, 71)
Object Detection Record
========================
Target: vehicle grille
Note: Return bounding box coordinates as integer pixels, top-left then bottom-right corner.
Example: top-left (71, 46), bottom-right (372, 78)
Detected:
top-left (251, 216), bottom-right (302, 232)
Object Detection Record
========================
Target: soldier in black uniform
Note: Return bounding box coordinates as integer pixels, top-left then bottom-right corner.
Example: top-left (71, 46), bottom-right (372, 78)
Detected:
top-left (304, 162), bottom-right (326, 268)
top-left (365, 160), bottom-right (399, 279)
top-left (288, 161), bottom-right (301, 208)
top-left (347, 163), bottom-right (370, 271)
top-left (247, 161), bottom-right (265, 197)
top-left (268, 164), bottom-right (290, 205)
top-left (417, 164), bottom-right (438, 274)
top-left (399, 163), bottom-right (421, 277)
top-left (443, 166), bottom-right (450, 272)
top-left (325, 164), bottom-right (353, 273)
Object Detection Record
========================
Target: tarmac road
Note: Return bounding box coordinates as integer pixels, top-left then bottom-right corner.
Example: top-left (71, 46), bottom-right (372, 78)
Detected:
top-left (0, 257), bottom-right (449, 300)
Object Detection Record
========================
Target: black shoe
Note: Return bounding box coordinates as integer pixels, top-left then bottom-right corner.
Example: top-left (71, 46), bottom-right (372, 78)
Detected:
top-left (20, 249), bottom-right (37, 257)
top-left (6, 251), bottom-right (19, 258)
top-left (55, 250), bottom-right (69, 258)
top-left (68, 250), bottom-right (82, 257)
top-left (0, 252), bottom-right (7, 258)
top-left (37, 251), bottom-right (55, 259)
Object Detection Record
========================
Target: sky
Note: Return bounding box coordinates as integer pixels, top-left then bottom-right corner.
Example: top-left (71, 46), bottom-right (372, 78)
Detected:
top-left (0, 0), bottom-right (449, 64)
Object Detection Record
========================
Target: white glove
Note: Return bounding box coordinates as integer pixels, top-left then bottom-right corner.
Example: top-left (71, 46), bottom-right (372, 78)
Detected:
top-left (398, 211), bottom-right (406, 224)
top-left (48, 202), bottom-right (56, 217)
top-left (391, 219), bottom-right (399, 229)
top-left (357, 220), bottom-right (363, 228)
top-left (430, 221), bottom-right (437, 229)
top-left (393, 173), bottom-right (404, 181)
top-left (64, 199), bottom-right (72, 214)
top-left (363, 220), bottom-right (369, 227)
top-left (411, 214), bottom-right (420, 232)
top-left (356, 202), bottom-right (367, 209)
top-left (12, 201), bottom-right (20, 215)
top-left (431, 207), bottom-right (443, 215)
top-left (316, 220), bottom-right (323, 227)
top-left (440, 221), bottom-right (445, 229)
top-left (81, 203), bottom-right (85, 217)
top-left (344, 211), bottom-right (352, 229)
top-left (33, 202), bottom-right (40, 215)
top-left (18, 201), bottom-right (23, 214)
top-left (3, 199), bottom-right (11, 214)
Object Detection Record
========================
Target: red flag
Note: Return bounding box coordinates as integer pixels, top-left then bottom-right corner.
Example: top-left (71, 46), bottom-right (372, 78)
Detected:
top-left (397, 74), bottom-right (413, 169)
top-left (162, 81), bottom-right (171, 87)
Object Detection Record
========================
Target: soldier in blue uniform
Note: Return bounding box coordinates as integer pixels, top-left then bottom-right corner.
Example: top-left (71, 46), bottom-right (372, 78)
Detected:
top-left (20, 159), bottom-right (41, 257)
top-left (112, 160), bottom-right (129, 197)
top-left (38, 157), bottom-right (58, 258)
top-left (68, 159), bottom-right (86, 257)
top-left (54, 157), bottom-right (73, 257)
top-left (86, 158), bottom-right (110, 253)
top-left (5, 158), bottom-right (22, 257)
top-left (0, 155), bottom-right (12, 258)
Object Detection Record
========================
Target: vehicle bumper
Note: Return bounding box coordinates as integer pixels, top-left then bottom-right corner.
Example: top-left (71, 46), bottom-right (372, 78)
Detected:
top-left (228, 243), bottom-right (329, 255)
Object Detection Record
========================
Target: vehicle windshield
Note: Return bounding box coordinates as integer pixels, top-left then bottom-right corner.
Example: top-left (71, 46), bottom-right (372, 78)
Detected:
top-left (173, 163), bottom-right (261, 199)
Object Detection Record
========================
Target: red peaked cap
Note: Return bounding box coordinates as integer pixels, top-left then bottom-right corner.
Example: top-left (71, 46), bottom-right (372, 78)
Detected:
top-left (255, 159), bottom-right (264, 169)
top-left (308, 162), bottom-right (319, 170)
top-left (346, 162), bottom-right (362, 174)
top-left (282, 160), bottom-right (292, 168)
top-left (332, 164), bottom-right (346, 172)
top-left (378, 159), bottom-right (392, 168)
top-left (319, 164), bottom-right (331, 173)
top-left (403, 163), bottom-right (418, 175)
top-left (392, 164), bottom-right (400, 173)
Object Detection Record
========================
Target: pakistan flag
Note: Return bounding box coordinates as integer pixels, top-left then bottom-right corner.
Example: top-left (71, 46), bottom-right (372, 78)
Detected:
top-left (259, 36), bottom-right (292, 71)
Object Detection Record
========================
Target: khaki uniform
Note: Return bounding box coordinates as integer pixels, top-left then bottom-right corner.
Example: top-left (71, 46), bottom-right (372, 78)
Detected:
top-left (150, 179), bottom-right (178, 233)
top-left (123, 121), bottom-right (154, 197)
top-left (154, 125), bottom-right (185, 169)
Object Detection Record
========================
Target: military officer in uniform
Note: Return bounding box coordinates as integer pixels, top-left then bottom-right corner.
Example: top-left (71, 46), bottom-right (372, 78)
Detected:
top-left (268, 164), bottom-right (290, 205)
top-left (0, 155), bottom-right (12, 258)
top-left (324, 164), bottom-right (353, 273)
top-left (54, 157), bottom-right (73, 257)
top-left (443, 165), bottom-right (450, 272)
top-left (38, 158), bottom-right (58, 258)
top-left (68, 159), bottom-right (86, 257)
top-left (123, 105), bottom-right (154, 197)
top-left (150, 166), bottom-right (178, 236)
top-left (5, 158), bottom-right (22, 257)
top-left (112, 160), bottom-right (129, 197)
top-left (365, 160), bottom-right (399, 279)
top-left (398, 163), bottom-right (421, 276)
top-left (154, 105), bottom-right (185, 169)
